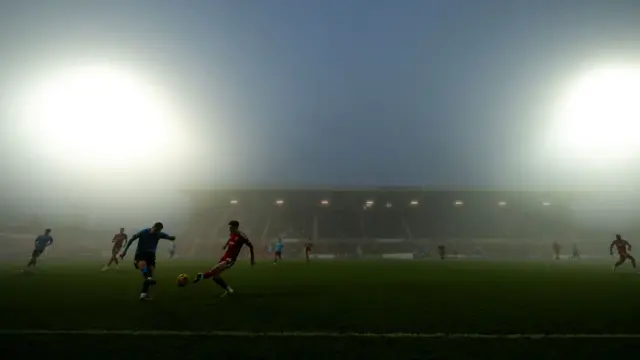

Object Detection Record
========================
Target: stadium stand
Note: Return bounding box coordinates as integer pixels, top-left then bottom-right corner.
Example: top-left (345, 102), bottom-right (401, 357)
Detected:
top-left (181, 188), bottom-right (579, 260)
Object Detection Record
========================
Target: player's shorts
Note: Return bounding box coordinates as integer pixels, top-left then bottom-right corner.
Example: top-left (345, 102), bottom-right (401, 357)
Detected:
top-left (619, 252), bottom-right (630, 260)
top-left (217, 257), bottom-right (236, 270)
top-left (134, 252), bottom-right (157, 269)
top-left (32, 249), bottom-right (44, 258)
top-left (112, 246), bottom-right (122, 255)
top-left (275, 251), bottom-right (282, 257)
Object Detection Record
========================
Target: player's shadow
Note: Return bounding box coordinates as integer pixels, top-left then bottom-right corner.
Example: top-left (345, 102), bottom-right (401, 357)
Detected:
top-left (248, 289), bottom-right (322, 298)
top-left (203, 289), bottom-right (322, 306)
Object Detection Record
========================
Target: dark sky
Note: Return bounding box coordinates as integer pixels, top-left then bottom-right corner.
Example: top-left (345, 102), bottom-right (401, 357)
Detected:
top-left (1, 0), bottom-right (640, 193)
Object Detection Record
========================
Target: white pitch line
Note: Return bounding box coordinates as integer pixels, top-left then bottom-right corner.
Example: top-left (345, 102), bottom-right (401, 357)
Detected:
top-left (1, 329), bottom-right (640, 339)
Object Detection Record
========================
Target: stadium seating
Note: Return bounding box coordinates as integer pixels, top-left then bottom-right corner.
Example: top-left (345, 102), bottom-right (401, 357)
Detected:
top-left (178, 188), bottom-right (579, 259)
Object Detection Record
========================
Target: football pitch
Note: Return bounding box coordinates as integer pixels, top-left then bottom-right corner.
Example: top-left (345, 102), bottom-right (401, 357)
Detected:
top-left (1, 259), bottom-right (640, 359)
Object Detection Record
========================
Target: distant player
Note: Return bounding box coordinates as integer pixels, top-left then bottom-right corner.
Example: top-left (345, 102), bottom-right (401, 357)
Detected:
top-left (273, 238), bottom-right (284, 264)
top-left (571, 243), bottom-right (580, 260)
top-left (102, 228), bottom-right (128, 271)
top-left (610, 234), bottom-right (637, 272)
top-left (24, 228), bottom-right (53, 270)
top-left (552, 241), bottom-right (561, 260)
top-left (120, 222), bottom-right (176, 300)
top-left (437, 245), bottom-right (446, 260)
top-left (193, 220), bottom-right (255, 297)
top-left (303, 240), bottom-right (313, 263)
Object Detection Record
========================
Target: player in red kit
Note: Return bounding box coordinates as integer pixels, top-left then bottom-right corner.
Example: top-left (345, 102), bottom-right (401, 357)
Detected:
top-left (437, 245), bottom-right (446, 260)
top-left (193, 220), bottom-right (255, 296)
top-left (102, 228), bottom-right (128, 271)
top-left (303, 240), bottom-right (313, 263)
top-left (552, 241), bottom-right (561, 260)
top-left (610, 234), bottom-right (637, 272)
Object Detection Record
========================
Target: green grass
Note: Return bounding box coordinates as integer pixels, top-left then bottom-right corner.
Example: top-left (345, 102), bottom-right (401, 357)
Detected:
top-left (1, 259), bottom-right (640, 359)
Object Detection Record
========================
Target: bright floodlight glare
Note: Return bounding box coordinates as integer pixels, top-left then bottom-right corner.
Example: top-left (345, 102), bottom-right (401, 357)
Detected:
top-left (385, 202), bottom-right (392, 208)
top-left (410, 200), bottom-right (419, 205)
top-left (23, 64), bottom-right (180, 168)
top-left (230, 200), bottom-right (238, 205)
top-left (498, 201), bottom-right (507, 206)
top-left (551, 65), bottom-right (640, 159)
top-left (365, 200), bottom-right (374, 206)
top-left (276, 200), bottom-right (284, 205)
top-left (454, 200), bottom-right (464, 206)
top-left (320, 200), bottom-right (329, 205)
top-left (542, 202), bottom-right (551, 206)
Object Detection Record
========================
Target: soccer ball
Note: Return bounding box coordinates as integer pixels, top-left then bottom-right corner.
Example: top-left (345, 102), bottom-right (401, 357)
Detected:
top-left (176, 273), bottom-right (189, 287)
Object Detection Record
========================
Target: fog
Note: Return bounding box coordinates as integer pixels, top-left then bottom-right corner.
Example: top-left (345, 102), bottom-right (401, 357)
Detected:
top-left (2, 1), bottom-right (640, 263)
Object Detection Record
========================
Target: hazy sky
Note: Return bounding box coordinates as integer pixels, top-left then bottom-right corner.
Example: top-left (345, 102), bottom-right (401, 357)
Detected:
top-left (1, 0), bottom-right (640, 197)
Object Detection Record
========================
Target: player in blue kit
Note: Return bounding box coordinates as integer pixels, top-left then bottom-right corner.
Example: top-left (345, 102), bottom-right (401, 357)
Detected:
top-left (273, 238), bottom-right (284, 264)
top-left (24, 228), bottom-right (54, 270)
top-left (120, 222), bottom-right (176, 300)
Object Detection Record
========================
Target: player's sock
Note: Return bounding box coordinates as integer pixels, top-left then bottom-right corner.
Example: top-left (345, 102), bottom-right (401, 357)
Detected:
top-left (213, 277), bottom-right (230, 291)
top-left (142, 281), bottom-right (150, 293)
top-left (141, 277), bottom-right (157, 294)
top-left (193, 273), bottom-right (204, 283)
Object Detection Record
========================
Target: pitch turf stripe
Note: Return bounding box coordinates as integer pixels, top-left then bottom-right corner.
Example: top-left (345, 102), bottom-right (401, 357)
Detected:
top-left (1, 330), bottom-right (640, 339)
